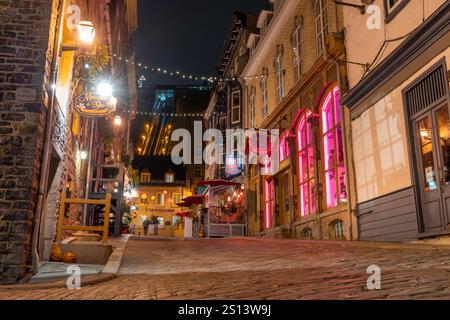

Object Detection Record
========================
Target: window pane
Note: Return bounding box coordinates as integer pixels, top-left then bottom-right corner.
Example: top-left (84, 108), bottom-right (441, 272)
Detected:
top-left (418, 116), bottom-right (437, 191)
top-left (308, 145), bottom-right (315, 179)
top-left (336, 126), bottom-right (344, 164)
top-left (309, 180), bottom-right (316, 214)
top-left (300, 183), bottom-right (309, 216)
top-left (338, 164), bottom-right (347, 202)
top-left (325, 169), bottom-right (337, 208)
top-left (322, 94), bottom-right (334, 133)
top-left (437, 107), bottom-right (450, 184)
top-left (324, 131), bottom-right (335, 171)
top-left (299, 151), bottom-right (307, 183)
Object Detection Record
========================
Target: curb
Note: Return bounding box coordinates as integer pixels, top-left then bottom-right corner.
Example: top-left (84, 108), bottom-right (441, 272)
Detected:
top-left (0, 234), bottom-right (131, 291)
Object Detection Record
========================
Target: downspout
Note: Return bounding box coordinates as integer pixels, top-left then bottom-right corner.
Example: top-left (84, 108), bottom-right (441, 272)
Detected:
top-left (32, 0), bottom-right (65, 274)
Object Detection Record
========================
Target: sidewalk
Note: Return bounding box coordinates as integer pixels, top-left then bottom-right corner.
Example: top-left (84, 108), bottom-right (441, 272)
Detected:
top-left (0, 235), bottom-right (131, 291)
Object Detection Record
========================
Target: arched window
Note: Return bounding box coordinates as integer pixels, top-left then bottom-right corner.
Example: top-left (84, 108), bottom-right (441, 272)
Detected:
top-left (329, 220), bottom-right (344, 240)
top-left (280, 131), bottom-right (290, 162)
top-left (297, 112), bottom-right (316, 217)
top-left (321, 86), bottom-right (347, 208)
top-left (301, 227), bottom-right (313, 239)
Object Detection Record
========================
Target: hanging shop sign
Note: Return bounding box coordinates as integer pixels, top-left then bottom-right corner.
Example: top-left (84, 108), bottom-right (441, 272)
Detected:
top-left (226, 155), bottom-right (243, 177)
top-left (75, 91), bottom-right (117, 117)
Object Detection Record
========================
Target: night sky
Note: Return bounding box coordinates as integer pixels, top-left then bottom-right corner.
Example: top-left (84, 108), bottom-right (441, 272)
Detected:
top-left (133, 0), bottom-right (270, 85)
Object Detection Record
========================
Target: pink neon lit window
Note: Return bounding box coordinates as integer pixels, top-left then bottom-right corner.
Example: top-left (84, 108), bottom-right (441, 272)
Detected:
top-left (280, 131), bottom-right (291, 162)
top-left (264, 179), bottom-right (274, 229)
top-left (322, 87), bottom-right (347, 208)
top-left (297, 112), bottom-right (315, 217)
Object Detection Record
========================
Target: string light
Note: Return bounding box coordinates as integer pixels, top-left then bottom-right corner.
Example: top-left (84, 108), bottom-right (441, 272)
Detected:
top-left (119, 109), bottom-right (225, 118)
top-left (113, 54), bottom-right (275, 83)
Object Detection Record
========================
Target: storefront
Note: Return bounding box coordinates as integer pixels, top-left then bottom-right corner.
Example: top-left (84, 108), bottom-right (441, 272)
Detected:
top-left (343, 2), bottom-right (450, 242)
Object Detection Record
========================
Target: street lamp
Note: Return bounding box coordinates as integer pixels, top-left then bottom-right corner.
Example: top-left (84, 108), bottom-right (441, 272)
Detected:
top-left (78, 21), bottom-right (96, 45)
top-left (96, 82), bottom-right (113, 98)
top-left (114, 116), bottom-right (122, 126)
top-left (79, 150), bottom-right (88, 161)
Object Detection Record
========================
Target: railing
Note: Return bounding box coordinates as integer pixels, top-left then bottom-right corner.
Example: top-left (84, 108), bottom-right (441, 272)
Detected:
top-left (208, 206), bottom-right (245, 225)
top-left (56, 193), bottom-right (112, 244)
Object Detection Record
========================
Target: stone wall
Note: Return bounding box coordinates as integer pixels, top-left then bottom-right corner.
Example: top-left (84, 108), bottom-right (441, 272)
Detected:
top-left (0, 0), bottom-right (60, 284)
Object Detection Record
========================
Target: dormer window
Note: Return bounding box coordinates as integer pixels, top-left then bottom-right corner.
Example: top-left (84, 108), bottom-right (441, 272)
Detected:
top-left (141, 171), bottom-right (151, 183)
top-left (165, 173), bottom-right (175, 183)
top-left (247, 34), bottom-right (261, 57)
top-left (257, 10), bottom-right (274, 36)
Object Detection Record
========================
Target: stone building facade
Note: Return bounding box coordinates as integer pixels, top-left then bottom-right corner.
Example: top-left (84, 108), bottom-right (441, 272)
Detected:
top-left (0, 0), bottom-right (138, 284)
top-left (0, 0), bottom-right (61, 284)
top-left (241, 0), bottom-right (357, 240)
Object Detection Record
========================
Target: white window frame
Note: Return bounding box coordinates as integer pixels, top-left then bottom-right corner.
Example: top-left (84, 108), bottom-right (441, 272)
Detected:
top-left (261, 75), bottom-right (268, 118)
top-left (275, 50), bottom-right (285, 103)
top-left (141, 172), bottom-right (150, 183)
top-left (156, 193), bottom-right (165, 206)
top-left (292, 24), bottom-right (302, 82)
top-left (314, 0), bottom-right (328, 56)
top-left (249, 92), bottom-right (256, 128)
top-left (165, 173), bottom-right (175, 183)
top-left (231, 91), bottom-right (241, 125)
top-left (172, 193), bottom-right (182, 207)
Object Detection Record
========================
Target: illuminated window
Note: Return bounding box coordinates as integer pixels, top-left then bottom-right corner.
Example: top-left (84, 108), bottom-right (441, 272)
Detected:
top-left (156, 193), bottom-right (165, 206)
top-left (141, 172), bottom-right (150, 183)
top-left (172, 193), bottom-right (182, 207)
top-left (165, 173), bottom-right (175, 183)
top-left (264, 179), bottom-right (275, 229)
top-left (322, 87), bottom-right (347, 208)
top-left (280, 131), bottom-right (291, 162)
top-left (297, 112), bottom-right (316, 217)
top-left (314, 0), bottom-right (328, 55)
top-left (231, 91), bottom-right (241, 124)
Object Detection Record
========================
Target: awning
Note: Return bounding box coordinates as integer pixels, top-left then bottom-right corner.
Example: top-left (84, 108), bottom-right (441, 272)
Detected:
top-left (176, 202), bottom-right (190, 207)
top-left (176, 211), bottom-right (191, 217)
top-left (181, 195), bottom-right (206, 205)
top-left (197, 180), bottom-right (241, 187)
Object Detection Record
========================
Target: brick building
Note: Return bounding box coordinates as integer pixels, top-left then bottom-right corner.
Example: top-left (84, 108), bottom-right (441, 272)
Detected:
top-left (0, 0), bottom-right (137, 284)
top-left (241, 0), bottom-right (356, 240)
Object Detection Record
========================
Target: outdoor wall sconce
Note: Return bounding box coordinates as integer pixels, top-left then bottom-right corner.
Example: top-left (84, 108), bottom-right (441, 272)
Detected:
top-left (78, 21), bottom-right (96, 45)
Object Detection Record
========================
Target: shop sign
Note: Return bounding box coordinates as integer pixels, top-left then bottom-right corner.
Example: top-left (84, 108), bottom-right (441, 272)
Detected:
top-left (75, 91), bottom-right (116, 117)
top-left (226, 155), bottom-right (242, 177)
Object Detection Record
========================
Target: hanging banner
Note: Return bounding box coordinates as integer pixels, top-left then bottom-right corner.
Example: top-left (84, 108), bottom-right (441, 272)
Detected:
top-left (75, 91), bottom-right (117, 117)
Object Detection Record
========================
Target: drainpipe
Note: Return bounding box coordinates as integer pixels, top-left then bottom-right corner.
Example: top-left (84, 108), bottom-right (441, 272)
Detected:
top-left (31, 0), bottom-right (65, 274)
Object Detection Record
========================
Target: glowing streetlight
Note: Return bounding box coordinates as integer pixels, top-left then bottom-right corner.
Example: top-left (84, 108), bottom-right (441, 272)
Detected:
top-left (96, 82), bottom-right (113, 98)
top-left (114, 116), bottom-right (122, 126)
top-left (78, 21), bottom-right (96, 45)
top-left (79, 150), bottom-right (88, 161)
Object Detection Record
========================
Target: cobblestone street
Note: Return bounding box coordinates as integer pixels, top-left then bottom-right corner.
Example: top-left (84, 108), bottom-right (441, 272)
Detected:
top-left (2, 238), bottom-right (450, 300)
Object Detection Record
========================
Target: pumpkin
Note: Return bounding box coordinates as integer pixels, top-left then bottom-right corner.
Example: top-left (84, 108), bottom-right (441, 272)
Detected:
top-left (50, 244), bottom-right (63, 262)
top-left (63, 252), bottom-right (77, 264)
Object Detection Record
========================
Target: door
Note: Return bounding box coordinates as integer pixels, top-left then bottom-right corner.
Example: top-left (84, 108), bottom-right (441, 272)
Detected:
top-left (414, 103), bottom-right (450, 234)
